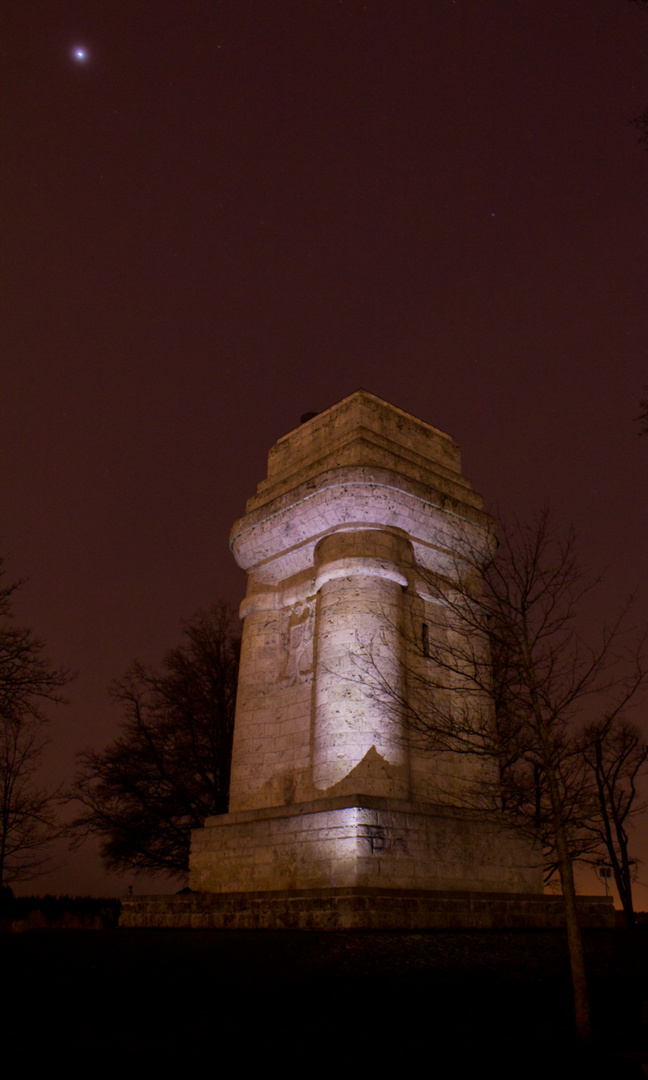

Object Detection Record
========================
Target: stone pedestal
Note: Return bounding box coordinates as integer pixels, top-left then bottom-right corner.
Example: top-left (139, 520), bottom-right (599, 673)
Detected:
top-left (190, 796), bottom-right (541, 895)
top-left (185, 391), bottom-right (546, 915)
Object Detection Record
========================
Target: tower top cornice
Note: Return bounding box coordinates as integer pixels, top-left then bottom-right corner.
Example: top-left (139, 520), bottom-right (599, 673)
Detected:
top-left (229, 390), bottom-right (494, 580)
top-left (247, 389), bottom-right (473, 515)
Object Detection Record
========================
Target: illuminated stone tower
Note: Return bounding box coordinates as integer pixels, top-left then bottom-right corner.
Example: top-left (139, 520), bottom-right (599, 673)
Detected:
top-left (188, 391), bottom-right (543, 917)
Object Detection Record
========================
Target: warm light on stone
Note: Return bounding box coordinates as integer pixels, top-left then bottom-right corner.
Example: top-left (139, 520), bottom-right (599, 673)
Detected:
top-left (188, 390), bottom-right (543, 898)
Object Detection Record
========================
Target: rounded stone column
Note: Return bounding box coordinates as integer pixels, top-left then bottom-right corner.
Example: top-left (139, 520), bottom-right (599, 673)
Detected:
top-left (313, 530), bottom-right (411, 792)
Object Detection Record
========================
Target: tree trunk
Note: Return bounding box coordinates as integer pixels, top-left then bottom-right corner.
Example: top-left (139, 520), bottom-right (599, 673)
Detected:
top-left (525, 635), bottom-right (591, 1043)
top-left (593, 736), bottom-right (637, 929)
top-left (615, 851), bottom-right (636, 930)
top-left (553, 815), bottom-right (591, 1043)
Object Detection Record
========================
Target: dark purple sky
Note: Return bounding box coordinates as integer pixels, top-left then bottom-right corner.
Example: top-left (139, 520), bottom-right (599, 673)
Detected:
top-left (2, 0), bottom-right (648, 897)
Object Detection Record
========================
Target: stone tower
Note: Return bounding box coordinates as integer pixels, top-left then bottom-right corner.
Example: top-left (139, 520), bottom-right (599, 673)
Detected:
top-left (188, 391), bottom-right (543, 917)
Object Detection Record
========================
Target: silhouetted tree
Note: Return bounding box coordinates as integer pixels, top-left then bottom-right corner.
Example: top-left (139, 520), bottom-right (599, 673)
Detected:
top-left (0, 560), bottom-right (70, 886)
top-left (70, 603), bottom-right (239, 880)
top-left (357, 509), bottom-right (647, 1043)
top-left (639, 393), bottom-right (648, 435)
top-left (580, 715), bottom-right (648, 928)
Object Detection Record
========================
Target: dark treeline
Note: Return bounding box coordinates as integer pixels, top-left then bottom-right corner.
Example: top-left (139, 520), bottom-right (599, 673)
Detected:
top-left (0, 889), bottom-right (120, 930)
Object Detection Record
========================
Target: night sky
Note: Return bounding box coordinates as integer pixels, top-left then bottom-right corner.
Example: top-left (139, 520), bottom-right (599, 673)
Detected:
top-left (2, 0), bottom-right (648, 897)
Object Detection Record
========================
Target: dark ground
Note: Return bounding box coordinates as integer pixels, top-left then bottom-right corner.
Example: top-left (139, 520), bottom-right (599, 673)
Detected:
top-left (5, 927), bottom-right (648, 1078)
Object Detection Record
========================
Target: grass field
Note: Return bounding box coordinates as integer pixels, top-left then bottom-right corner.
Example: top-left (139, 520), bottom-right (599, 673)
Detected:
top-left (4, 927), bottom-right (648, 1078)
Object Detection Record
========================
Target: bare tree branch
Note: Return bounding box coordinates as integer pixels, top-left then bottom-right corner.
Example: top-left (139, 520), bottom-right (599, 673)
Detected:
top-left (0, 560), bottom-right (71, 886)
top-left (351, 508), bottom-right (648, 1042)
top-left (69, 603), bottom-right (240, 881)
top-left (579, 711), bottom-right (648, 929)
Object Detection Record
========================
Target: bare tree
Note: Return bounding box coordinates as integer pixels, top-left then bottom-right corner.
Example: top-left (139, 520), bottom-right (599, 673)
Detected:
top-left (70, 603), bottom-right (240, 880)
top-left (358, 509), bottom-right (647, 1042)
top-left (580, 715), bottom-right (648, 928)
top-left (0, 561), bottom-right (71, 886)
top-left (638, 393), bottom-right (648, 435)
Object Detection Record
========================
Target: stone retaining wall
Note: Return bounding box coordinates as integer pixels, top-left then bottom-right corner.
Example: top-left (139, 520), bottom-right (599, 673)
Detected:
top-left (121, 888), bottom-right (615, 931)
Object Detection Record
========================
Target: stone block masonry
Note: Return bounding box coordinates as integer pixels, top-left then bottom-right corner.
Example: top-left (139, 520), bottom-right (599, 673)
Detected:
top-left (189, 796), bottom-right (541, 895)
top-left (120, 890), bottom-right (614, 931)
top-left (188, 390), bottom-right (543, 901)
top-left (124, 391), bottom-right (612, 927)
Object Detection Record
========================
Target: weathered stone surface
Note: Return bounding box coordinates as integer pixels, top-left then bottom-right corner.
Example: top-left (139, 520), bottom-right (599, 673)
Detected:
top-left (190, 795), bottom-right (540, 895)
top-left (120, 890), bottom-right (615, 931)
top-left (177, 391), bottom-right (549, 924)
top-left (215, 391), bottom-right (504, 819)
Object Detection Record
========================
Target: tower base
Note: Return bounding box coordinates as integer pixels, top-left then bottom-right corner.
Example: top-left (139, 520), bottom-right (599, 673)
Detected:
top-left (188, 795), bottom-right (543, 895)
top-left (119, 794), bottom-right (616, 931)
